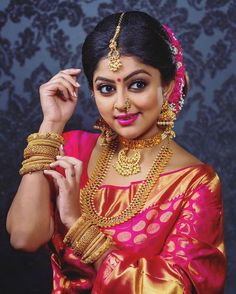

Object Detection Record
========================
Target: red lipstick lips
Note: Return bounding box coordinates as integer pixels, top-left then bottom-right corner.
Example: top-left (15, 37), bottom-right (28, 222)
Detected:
top-left (115, 113), bottom-right (139, 126)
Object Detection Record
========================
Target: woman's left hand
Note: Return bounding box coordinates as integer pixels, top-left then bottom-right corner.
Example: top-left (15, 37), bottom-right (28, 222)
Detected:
top-left (44, 155), bottom-right (83, 229)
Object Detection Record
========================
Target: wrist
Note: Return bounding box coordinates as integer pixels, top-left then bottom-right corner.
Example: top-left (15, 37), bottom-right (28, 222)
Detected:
top-left (64, 212), bottom-right (81, 230)
top-left (39, 120), bottom-right (65, 134)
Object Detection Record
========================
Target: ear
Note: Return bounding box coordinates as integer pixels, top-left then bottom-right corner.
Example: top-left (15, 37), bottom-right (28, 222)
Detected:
top-left (163, 80), bottom-right (175, 100)
top-left (91, 90), bottom-right (95, 99)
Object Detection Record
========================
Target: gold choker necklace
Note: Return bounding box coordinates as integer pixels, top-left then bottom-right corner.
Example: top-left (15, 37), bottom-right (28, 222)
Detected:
top-left (113, 132), bottom-right (167, 176)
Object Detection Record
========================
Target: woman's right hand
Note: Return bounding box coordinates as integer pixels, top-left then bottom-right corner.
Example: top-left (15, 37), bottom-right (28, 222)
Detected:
top-left (39, 68), bottom-right (81, 132)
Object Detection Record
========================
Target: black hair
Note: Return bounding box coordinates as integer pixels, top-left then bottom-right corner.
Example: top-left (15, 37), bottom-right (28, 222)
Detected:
top-left (82, 11), bottom-right (176, 89)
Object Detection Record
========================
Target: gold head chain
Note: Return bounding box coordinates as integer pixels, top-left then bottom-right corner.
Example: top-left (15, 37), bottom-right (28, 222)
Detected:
top-left (108, 12), bottom-right (125, 71)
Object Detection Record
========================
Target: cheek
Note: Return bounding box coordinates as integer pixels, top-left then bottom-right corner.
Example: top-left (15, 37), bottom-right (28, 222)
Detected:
top-left (134, 86), bottom-right (163, 110)
top-left (95, 97), bottom-right (113, 116)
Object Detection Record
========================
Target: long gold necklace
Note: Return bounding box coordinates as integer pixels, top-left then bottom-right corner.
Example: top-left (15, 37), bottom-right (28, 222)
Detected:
top-left (80, 138), bottom-right (172, 227)
top-left (113, 132), bottom-right (167, 176)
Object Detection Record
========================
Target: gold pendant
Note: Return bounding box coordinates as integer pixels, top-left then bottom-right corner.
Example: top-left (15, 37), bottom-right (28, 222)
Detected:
top-left (113, 148), bottom-right (141, 176)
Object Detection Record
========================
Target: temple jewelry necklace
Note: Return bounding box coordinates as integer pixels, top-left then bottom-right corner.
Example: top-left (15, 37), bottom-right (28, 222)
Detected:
top-left (113, 132), bottom-right (167, 176)
top-left (80, 138), bottom-right (172, 227)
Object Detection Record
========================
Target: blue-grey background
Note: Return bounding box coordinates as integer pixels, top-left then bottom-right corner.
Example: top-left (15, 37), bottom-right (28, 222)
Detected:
top-left (0, 0), bottom-right (235, 293)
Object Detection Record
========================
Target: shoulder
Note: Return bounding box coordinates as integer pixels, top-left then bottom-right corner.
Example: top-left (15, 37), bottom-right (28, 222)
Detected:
top-left (167, 140), bottom-right (202, 171)
top-left (167, 140), bottom-right (221, 192)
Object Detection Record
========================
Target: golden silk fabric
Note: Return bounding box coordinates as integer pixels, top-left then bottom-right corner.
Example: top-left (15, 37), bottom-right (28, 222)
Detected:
top-left (50, 130), bottom-right (226, 293)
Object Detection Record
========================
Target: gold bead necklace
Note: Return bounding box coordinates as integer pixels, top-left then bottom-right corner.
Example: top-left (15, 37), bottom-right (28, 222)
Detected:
top-left (80, 137), bottom-right (172, 227)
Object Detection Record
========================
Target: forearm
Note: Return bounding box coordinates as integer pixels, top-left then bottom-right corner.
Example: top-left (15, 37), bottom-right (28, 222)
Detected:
top-left (7, 171), bottom-right (54, 251)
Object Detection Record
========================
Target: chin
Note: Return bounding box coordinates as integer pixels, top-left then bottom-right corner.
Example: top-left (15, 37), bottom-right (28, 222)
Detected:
top-left (114, 127), bottom-right (144, 140)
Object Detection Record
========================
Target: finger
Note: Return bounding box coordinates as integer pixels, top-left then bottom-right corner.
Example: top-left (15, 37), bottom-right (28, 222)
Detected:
top-left (51, 72), bottom-right (80, 89)
top-left (60, 68), bottom-right (81, 75)
top-left (55, 156), bottom-right (83, 184)
top-left (73, 162), bottom-right (83, 183)
top-left (43, 170), bottom-right (68, 192)
top-left (49, 78), bottom-right (78, 99)
top-left (56, 156), bottom-right (82, 166)
top-left (43, 81), bottom-right (71, 100)
top-left (59, 145), bottom-right (65, 156)
top-left (50, 160), bottom-right (76, 185)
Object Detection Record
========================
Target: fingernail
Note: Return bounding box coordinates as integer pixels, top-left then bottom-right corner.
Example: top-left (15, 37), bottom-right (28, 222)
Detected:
top-left (73, 91), bottom-right (77, 97)
top-left (56, 155), bottom-right (62, 158)
top-left (76, 82), bottom-right (80, 87)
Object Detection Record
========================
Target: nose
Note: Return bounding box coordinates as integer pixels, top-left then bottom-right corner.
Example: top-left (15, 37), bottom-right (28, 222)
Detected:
top-left (114, 91), bottom-right (130, 112)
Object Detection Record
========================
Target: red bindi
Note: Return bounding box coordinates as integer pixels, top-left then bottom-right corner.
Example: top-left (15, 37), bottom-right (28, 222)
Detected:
top-left (117, 78), bottom-right (121, 82)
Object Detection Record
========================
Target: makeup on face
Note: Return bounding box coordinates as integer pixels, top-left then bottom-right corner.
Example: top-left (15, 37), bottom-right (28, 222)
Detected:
top-left (93, 56), bottom-right (164, 139)
top-left (115, 113), bottom-right (140, 126)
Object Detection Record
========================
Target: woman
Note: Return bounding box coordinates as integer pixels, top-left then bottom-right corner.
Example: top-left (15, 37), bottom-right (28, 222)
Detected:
top-left (6, 11), bottom-right (226, 293)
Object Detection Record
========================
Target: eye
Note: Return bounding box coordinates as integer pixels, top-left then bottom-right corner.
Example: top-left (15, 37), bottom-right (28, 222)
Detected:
top-left (97, 84), bottom-right (115, 94)
top-left (129, 80), bottom-right (147, 90)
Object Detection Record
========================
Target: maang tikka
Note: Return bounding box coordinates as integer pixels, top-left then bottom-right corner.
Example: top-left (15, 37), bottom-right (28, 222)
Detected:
top-left (108, 12), bottom-right (125, 72)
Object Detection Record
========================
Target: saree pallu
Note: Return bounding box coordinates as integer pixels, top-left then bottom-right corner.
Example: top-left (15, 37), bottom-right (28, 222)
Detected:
top-left (49, 130), bottom-right (226, 294)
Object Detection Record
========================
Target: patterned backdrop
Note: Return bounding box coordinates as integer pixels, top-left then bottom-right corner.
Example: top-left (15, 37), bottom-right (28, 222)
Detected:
top-left (0, 0), bottom-right (235, 293)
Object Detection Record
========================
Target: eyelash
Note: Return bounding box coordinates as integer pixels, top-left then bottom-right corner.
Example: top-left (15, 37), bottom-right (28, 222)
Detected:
top-left (96, 80), bottom-right (147, 95)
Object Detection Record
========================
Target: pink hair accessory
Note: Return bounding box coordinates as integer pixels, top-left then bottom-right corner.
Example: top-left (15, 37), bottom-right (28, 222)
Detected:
top-left (163, 25), bottom-right (185, 114)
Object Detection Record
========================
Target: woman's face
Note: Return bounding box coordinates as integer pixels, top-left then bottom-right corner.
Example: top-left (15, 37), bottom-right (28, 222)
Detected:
top-left (93, 56), bottom-right (168, 140)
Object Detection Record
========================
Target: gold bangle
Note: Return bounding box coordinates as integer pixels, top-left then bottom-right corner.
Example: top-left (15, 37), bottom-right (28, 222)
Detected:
top-left (22, 155), bottom-right (55, 165)
top-left (28, 140), bottom-right (62, 148)
top-left (27, 132), bottom-right (64, 144)
top-left (19, 163), bottom-right (51, 175)
top-left (22, 157), bottom-right (53, 165)
top-left (24, 145), bottom-right (59, 159)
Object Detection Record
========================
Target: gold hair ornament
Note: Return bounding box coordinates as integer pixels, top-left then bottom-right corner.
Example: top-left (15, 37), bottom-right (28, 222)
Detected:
top-left (108, 12), bottom-right (125, 72)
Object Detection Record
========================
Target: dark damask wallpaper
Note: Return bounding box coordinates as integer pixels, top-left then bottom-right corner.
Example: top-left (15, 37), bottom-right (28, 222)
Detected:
top-left (0, 0), bottom-right (235, 293)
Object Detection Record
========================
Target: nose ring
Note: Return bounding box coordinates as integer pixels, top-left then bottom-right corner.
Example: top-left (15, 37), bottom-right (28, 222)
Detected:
top-left (124, 97), bottom-right (131, 112)
top-left (114, 97), bottom-right (132, 112)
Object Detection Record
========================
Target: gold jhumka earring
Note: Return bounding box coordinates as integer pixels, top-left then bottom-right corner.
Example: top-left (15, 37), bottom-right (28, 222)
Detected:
top-left (157, 100), bottom-right (176, 139)
top-left (108, 12), bottom-right (125, 72)
top-left (93, 117), bottom-right (116, 146)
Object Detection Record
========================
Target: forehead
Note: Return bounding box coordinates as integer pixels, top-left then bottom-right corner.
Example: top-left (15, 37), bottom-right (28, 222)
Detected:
top-left (93, 55), bottom-right (156, 80)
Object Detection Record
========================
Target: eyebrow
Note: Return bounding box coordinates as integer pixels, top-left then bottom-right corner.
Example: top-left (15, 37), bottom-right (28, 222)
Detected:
top-left (94, 69), bottom-right (152, 83)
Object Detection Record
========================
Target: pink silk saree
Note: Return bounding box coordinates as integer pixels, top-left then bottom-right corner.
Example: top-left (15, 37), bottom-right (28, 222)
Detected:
top-left (50, 130), bottom-right (226, 293)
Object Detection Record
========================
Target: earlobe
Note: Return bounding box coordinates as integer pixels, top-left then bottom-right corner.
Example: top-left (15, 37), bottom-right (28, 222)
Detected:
top-left (91, 91), bottom-right (95, 99)
top-left (163, 80), bottom-right (175, 100)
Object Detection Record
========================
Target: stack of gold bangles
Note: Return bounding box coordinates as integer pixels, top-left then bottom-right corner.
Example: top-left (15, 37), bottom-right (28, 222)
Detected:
top-left (19, 132), bottom-right (64, 176)
top-left (63, 214), bottom-right (113, 264)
